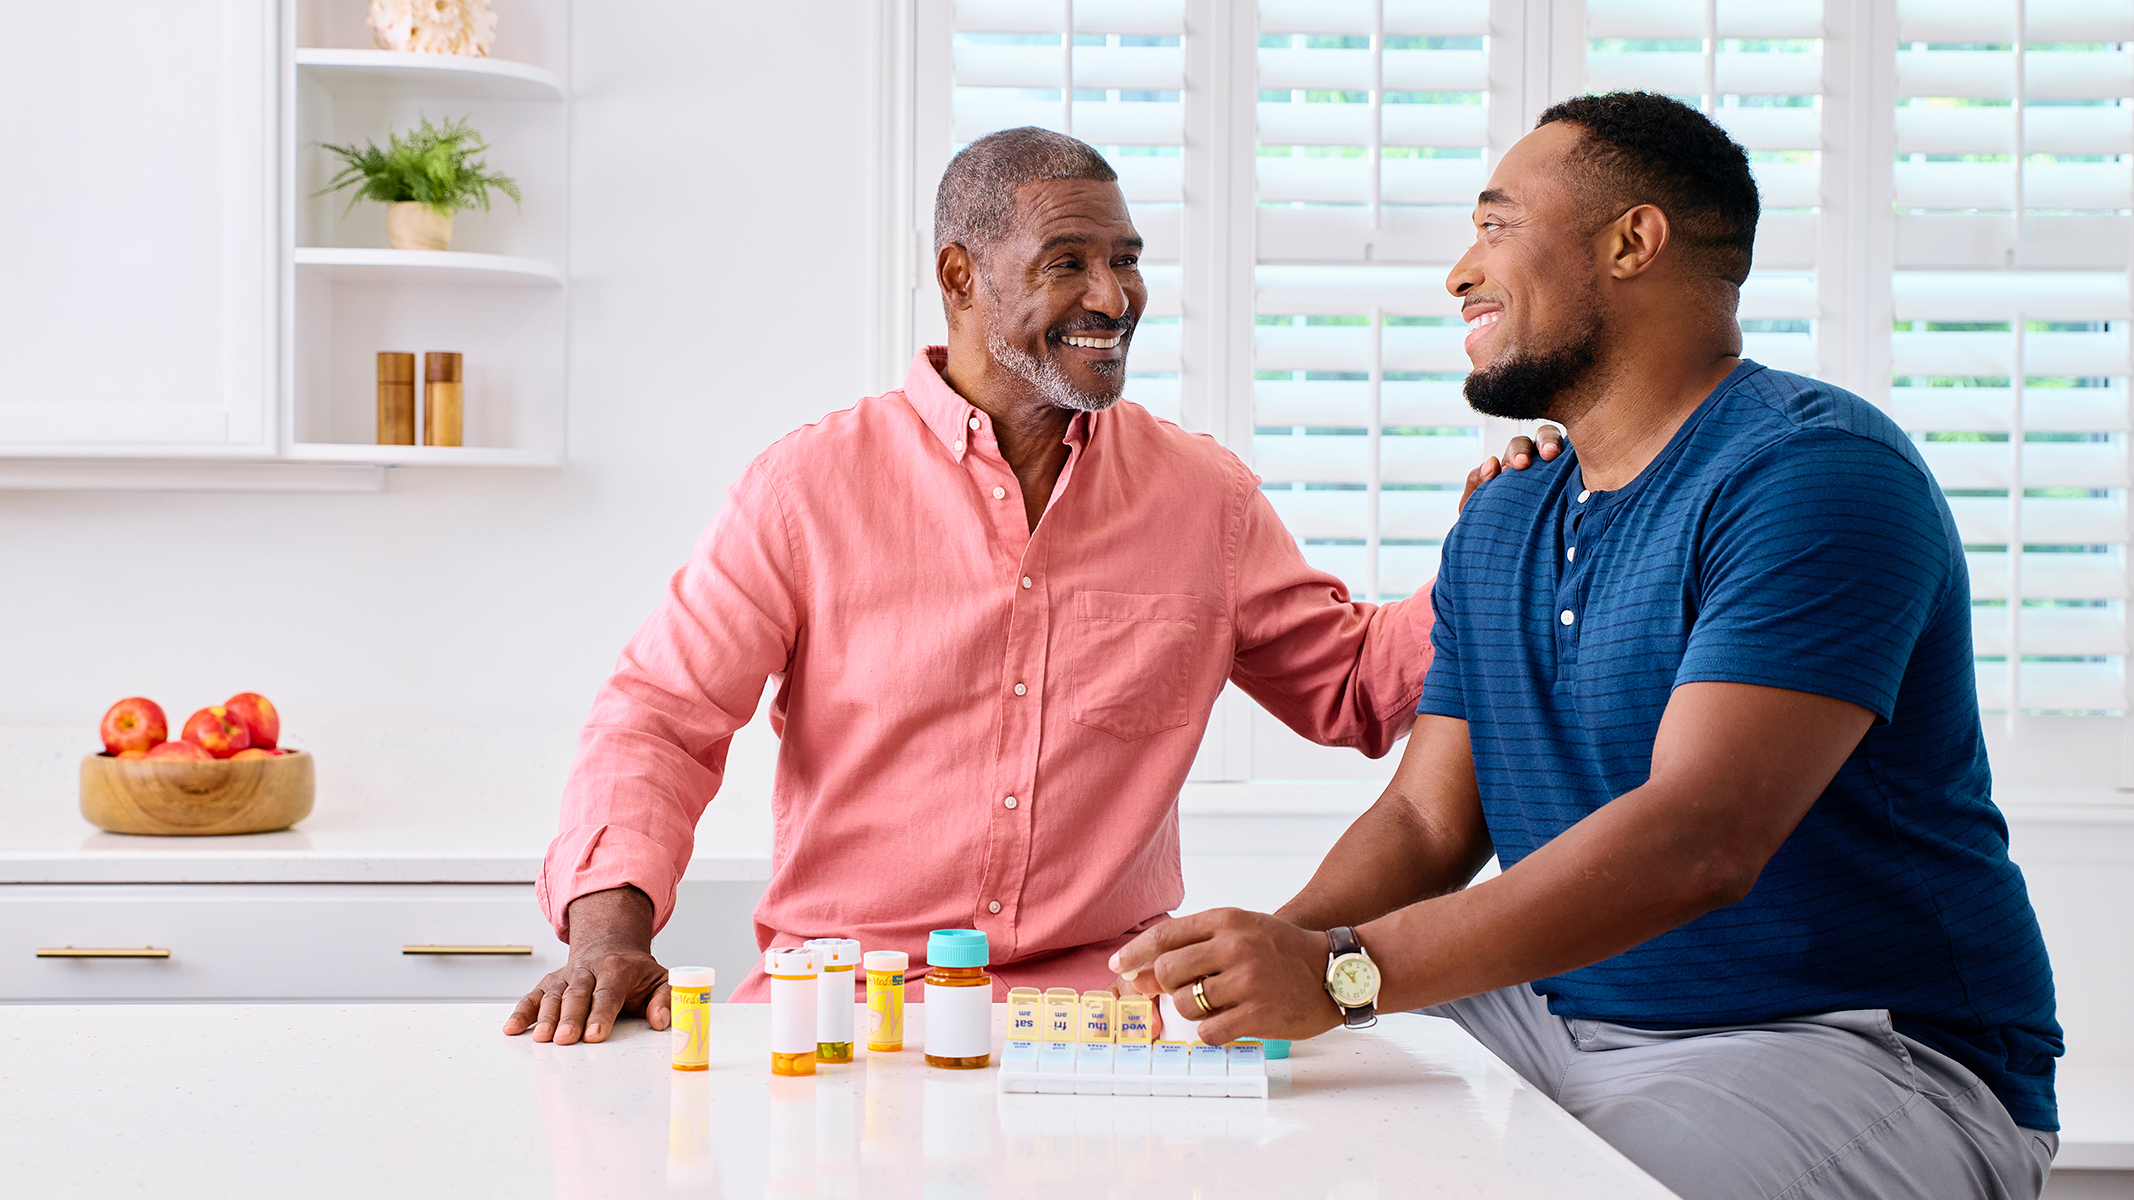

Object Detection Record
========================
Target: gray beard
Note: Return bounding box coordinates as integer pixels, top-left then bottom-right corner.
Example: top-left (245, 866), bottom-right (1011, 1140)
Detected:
top-left (987, 327), bottom-right (1124, 414)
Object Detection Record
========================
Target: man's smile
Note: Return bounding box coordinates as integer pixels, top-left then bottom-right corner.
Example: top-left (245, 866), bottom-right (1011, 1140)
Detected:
top-left (1462, 304), bottom-right (1503, 355)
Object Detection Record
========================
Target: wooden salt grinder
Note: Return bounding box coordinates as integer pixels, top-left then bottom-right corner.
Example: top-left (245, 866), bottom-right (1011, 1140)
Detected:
top-left (424, 351), bottom-right (463, 447)
top-left (376, 352), bottom-right (416, 445)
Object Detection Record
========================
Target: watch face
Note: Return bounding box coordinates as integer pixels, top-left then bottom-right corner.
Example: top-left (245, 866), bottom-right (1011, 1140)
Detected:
top-left (1327, 954), bottom-right (1379, 1007)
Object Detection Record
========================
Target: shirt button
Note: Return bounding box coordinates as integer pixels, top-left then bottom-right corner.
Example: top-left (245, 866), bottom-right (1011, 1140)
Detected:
top-left (953, 439), bottom-right (964, 454)
top-left (1566, 546), bottom-right (1576, 562)
top-left (1004, 795), bottom-right (1018, 809)
top-left (1021, 576), bottom-right (1032, 589)
top-left (1013, 683), bottom-right (1027, 696)
top-left (1560, 609), bottom-right (1575, 626)
top-left (988, 901), bottom-right (1003, 914)
top-left (993, 486), bottom-right (1007, 499)
top-left (969, 416), bottom-right (983, 431)
top-left (1577, 490), bottom-right (1591, 503)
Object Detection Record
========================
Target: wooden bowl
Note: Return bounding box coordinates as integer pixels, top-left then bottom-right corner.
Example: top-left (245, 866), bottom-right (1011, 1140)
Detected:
top-left (79, 750), bottom-right (314, 836)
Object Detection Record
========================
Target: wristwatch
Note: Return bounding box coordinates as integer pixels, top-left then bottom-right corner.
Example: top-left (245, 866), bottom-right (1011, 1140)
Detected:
top-left (1324, 926), bottom-right (1380, 1028)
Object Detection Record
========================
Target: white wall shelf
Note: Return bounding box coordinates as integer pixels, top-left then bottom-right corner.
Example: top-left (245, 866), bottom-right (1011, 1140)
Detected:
top-left (294, 247), bottom-right (562, 286)
top-left (289, 442), bottom-right (559, 468)
top-left (295, 48), bottom-right (565, 102)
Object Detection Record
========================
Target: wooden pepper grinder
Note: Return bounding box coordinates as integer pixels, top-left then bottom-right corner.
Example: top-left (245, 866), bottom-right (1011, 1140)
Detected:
top-left (424, 351), bottom-right (463, 447)
top-left (376, 352), bottom-right (416, 445)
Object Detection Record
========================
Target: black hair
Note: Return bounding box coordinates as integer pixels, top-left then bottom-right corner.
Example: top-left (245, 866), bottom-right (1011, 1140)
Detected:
top-left (1535, 91), bottom-right (1760, 286)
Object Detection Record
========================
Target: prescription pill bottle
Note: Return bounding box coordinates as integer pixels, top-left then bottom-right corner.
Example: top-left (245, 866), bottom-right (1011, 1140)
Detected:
top-left (805, 938), bottom-right (861, 1063)
top-left (922, 929), bottom-right (992, 1069)
top-left (864, 950), bottom-right (908, 1053)
top-left (669, 966), bottom-right (717, 1071)
top-left (766, 946), bottom-right (820, 1076)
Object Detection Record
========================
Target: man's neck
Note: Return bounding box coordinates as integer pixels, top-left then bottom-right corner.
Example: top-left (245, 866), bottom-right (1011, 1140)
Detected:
top-left (941, 352), bottom-right (1076, 531)
top-left (1558, 351), bottom-right (1742, 492)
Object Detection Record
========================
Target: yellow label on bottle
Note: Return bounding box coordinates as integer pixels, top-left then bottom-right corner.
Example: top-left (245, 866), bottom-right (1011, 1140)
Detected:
top-left (867, 969), bottom-right (905, 1050)
top-left (671, 987), bottom-right (710, 1069)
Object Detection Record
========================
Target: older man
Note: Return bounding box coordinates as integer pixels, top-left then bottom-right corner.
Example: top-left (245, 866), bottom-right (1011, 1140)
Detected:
top-left (504, 127), bottom-right (1554, 1044)
top-left (1116, 94), bottom-right (2061, 1200)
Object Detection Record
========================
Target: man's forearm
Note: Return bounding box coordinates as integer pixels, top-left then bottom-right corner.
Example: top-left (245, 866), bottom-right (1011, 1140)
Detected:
top-left (566, 885), bottom-right (656, 950)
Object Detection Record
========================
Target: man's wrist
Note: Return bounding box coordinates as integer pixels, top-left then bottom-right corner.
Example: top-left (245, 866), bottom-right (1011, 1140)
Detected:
top-left (564, 885), bottom-right (656, 950)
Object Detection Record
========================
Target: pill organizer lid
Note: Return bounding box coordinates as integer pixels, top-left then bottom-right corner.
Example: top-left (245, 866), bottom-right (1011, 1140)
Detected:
top-left (764, 946), bottom-right (820, 975)
top-left (925, 928), bottom-right (989, 968)
top-left (863, 950), bottom-right (908, 972)
top-left (803, 937), bottom-right (862, 967)
top-left (668, 966), bottom-right (717, 988)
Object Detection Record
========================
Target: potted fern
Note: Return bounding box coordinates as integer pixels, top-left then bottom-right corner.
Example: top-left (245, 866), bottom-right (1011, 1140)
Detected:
top-left (316, 115), bottom-right (521, 251)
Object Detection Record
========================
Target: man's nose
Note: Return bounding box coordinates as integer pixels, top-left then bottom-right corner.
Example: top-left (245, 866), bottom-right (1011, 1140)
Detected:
top-left (1447, 238), bottom-right (1485, 297)
top-left (1084, 264), bottom-right (1129, 318)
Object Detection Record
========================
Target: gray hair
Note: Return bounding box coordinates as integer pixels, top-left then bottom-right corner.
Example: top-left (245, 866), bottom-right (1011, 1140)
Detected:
top-left (933, 127), bottom-right (1118, 266)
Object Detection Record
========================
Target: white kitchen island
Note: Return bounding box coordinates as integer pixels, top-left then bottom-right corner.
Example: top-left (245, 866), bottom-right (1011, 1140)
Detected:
top-left (0, 1001), bottom-right (1679, 1199)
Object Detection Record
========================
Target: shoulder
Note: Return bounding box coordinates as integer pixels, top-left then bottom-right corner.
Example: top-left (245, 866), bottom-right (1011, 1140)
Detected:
top-left (1449, 448), bottom-right (1573, 544)
top-left (1722, 365), bottom-right (1929, 474)
top-left (1097, 400), bottom-right (1260, 492)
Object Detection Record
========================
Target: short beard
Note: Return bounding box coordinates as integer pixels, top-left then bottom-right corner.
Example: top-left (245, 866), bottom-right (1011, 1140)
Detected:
top-left (1463, 304), bottom-right (1605, 422)
top-left (987, 327), bottom-right (1125, 414)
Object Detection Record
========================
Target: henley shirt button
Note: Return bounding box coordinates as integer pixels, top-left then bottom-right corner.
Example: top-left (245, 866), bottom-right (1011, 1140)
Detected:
top-left (1004, 795), bottom-right (1018, 809)
top-left (1566, 546), bottom-right (1577, 562)
top-left (1577, 489), bottom-right (1592, 503)
top-left (1013, 683), bottom-right (1027, 696)
top-left (1560, 609), bottom-right (1576, 625)
top-left (988, 901), bottom-right (1003, 914)
top-left (993, 486), bottom-right (1008, 500)
top-left (1021, 576), bottom-right (1032, 589)
top-left (970, 416), bottom-right (983, 430)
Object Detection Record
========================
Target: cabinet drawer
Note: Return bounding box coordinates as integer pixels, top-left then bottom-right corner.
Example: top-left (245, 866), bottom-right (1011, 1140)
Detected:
top-left (0, 884), bottom-right (561, 1001)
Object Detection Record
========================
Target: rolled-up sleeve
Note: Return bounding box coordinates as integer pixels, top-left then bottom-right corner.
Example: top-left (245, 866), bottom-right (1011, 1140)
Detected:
top-left (1226, 478), bottom-right (1433, 757)
top-left (537, 459), bottom-right (805, 941)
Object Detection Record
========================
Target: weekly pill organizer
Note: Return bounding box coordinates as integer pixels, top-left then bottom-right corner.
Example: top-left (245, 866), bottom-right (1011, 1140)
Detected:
top-left (995, 986), bottom-right (1271, 1098)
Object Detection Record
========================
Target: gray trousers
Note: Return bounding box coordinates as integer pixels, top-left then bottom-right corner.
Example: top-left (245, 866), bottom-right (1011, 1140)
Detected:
top-left (1425, 985), bottom-right (2058, 1200)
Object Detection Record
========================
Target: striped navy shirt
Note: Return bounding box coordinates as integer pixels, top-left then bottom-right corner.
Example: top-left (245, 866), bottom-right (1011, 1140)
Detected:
top-left (1420, 362), bottom-right (2062, 1129)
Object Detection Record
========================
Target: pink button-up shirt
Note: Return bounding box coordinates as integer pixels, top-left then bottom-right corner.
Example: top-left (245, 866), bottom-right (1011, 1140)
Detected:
top-left (539, 348), bottom-right (1432, 1001)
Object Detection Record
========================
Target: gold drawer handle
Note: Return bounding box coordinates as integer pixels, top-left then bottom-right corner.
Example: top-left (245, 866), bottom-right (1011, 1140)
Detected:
top-left (402, 943), bottom-right (533, 956)
top-left (38, 945), bottom-right (171, 959)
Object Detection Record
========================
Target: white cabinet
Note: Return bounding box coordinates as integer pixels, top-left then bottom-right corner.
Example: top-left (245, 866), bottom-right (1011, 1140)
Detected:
top-left (0, 0), bottom-right (276, 456)
top-left (2, 883), bottom-right (559, 1001)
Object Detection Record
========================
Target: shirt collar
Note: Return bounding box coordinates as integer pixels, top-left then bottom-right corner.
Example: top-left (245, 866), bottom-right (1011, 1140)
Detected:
top-left (902, 345), bottom-right (1093, 462)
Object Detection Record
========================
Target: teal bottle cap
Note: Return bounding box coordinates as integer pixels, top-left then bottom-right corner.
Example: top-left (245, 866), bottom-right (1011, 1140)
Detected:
top-left (1260, 1038), bottom-right (1292, 1059)
top-left (926, 928), bottom-right (990, 968)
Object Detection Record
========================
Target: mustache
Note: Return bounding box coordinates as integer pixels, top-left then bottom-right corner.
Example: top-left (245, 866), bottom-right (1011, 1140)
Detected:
top-left (1047, 314), bottom-right (1136, 341)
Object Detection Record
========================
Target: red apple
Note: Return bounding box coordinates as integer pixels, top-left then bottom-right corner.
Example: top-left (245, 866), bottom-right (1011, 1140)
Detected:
top-left (223, 692), bottom-right (279, 750)
top-left (181, 706), bottom-right (250, 759)
top-left (115, 749), bottom-right (149, 760)
top-left (231, 748), bottom-right (275, 761)
top-left (145, 739), bottom-right (212, 761)
top-left (100, 697), bottom-right (168, 756)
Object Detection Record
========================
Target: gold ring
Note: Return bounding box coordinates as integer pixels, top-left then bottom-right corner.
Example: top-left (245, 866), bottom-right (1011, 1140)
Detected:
top-left (1190, 976), bottom-right (1213, 1017)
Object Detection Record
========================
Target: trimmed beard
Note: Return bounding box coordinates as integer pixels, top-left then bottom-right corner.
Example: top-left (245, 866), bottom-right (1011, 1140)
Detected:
top-left (986, 326), bottom-right (1126, 414)
top-left (1463, 302), bottom-right (1605, 422)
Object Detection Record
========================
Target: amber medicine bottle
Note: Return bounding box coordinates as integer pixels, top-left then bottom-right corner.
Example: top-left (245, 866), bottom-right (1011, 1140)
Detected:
top-left (864, 950), bottom-right (907, 1052)
top-left (922, 929), bottom-right (992, 1069)
top-left (376, 352), bottom-right (415, 445)
top-left (804, 937), bottom-right (861, 1063)
top-left (423, 351), bottom-right (463, 447)
top-left (669, 966), bottom-right (716, 1071)
top-left (765, 946), bottom-right (819, 1076)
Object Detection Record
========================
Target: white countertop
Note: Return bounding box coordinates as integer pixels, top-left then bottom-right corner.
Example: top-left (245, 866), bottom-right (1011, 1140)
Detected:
top-left (0, 722), bottom-right (771, 885)
top-left (0, 1002), bottom-right (1678, 1199)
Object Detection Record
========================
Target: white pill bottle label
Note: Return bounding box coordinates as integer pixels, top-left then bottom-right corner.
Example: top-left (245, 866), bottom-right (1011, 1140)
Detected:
top-left (923, 981), bottom-right (993, 1059)
top-left (770, 975), bottom-right (818, 1054)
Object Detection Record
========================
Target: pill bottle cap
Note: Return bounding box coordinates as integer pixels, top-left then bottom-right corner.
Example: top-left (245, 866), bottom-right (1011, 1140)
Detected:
top-left (803, 937), bottom-right (862, 967)
top-left (668, 966), bottom-right (717, 989)
top-left (764, 946), bottom-right (820, 976)
top-left (926, 928), bottom-right (989, 968)
top-left (863, 950), bottom-right (908, 972)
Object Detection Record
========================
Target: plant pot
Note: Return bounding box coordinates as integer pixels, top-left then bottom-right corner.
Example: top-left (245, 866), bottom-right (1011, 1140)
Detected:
top-left (386, 201), bottom-right (454, 251)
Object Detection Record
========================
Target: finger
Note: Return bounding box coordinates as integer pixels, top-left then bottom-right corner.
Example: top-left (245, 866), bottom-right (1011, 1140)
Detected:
top-left (1109, 909), bottom-right (1230, 977)
top-left (645, 982), bottom-right (672, 1032)
top-left (503, 986), bottom-right (545, 1035)
top-left (1457, 457), bottom-right (1501, 515)
top-left (1503, 436), bottom-right (1536, 469)
top-left (533, 984), bottom-right (565, 1043)
top-left (584, 976), bottom-right (626, 1043)
top-left (1150, 940), bottom-right (1234, 998)
top-left (554, 971), bottom-right (596, 1046)
top-left (1535, 423), bottom-right (1565, 459)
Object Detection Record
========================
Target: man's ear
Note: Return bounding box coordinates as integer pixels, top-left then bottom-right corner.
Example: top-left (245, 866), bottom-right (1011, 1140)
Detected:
top-left (1604, 203), bottom-right (1670, 281)
top-left (938, 244), bottom-right (978, 322)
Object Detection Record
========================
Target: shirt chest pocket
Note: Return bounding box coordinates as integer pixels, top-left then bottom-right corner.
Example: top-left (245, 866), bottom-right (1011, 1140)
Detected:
top-left (1067, 591), bottom-right (1203, 742)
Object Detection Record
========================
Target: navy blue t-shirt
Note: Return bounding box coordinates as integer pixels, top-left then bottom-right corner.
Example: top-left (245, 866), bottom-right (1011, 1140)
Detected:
top-left (1419, 362), bottom-right (2062, 1129)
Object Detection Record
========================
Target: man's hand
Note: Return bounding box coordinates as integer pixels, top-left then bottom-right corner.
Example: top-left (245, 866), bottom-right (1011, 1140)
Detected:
top-left (1109, 908), bottom-right (1337, 1046)
top-left (503, 886), bottom-right (671, 1045)
top-left (1458, 423), bottom-right (1565, 512)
